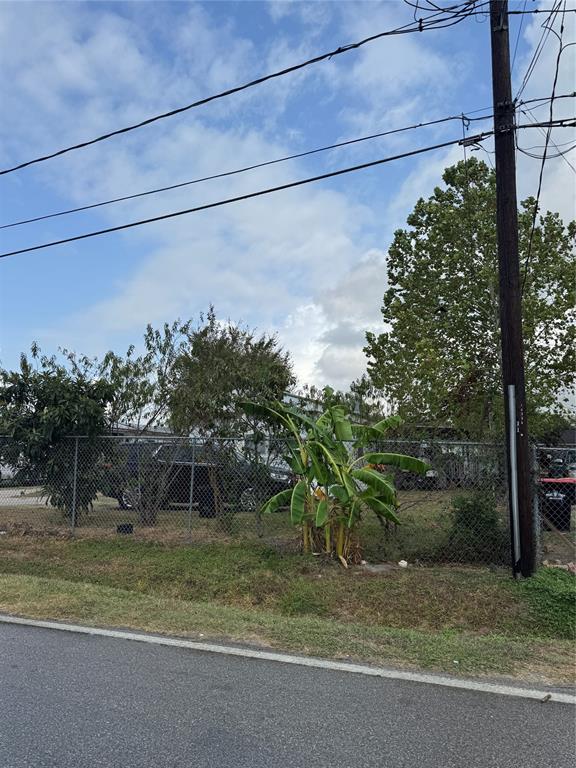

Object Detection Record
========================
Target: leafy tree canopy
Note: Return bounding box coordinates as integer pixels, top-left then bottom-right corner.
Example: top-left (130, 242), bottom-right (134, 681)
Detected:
top-left (169, 307), bottom-right (295, 437)
top-left (0, 346), bottom-right (113, 449)
top-left (364, 158), bottom-right (575, 439)
top-left (0, 347), bottom-right (115, 514)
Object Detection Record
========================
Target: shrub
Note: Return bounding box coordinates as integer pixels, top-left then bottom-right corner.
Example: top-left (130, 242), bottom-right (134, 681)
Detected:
top-left (444, 491), bottom-right (509, 564)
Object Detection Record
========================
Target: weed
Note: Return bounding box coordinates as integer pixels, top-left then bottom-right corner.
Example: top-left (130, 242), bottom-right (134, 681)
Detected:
top-left (279, 583), bottom-right (329, 617)
top-left (518, 567), bottom-right (576, 640)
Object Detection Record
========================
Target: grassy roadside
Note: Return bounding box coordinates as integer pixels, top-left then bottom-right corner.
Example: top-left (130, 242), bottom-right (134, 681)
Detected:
top-left (0, 537), bottom-right (574, 684)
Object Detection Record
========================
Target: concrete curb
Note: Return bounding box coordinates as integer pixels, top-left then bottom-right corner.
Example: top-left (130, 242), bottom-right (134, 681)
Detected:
top-left (1, 613), bottom-right (574, 705)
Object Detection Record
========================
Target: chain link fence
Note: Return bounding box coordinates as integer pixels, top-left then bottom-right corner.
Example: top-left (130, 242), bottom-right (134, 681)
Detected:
top-left (534, 445), bottom-right (576, 566)
top-left (0, 434), bottom-right (574, 567)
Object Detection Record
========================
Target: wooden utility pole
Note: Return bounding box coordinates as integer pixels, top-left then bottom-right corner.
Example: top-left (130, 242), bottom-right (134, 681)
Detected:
top-left (489, 0), bottom-right (535, 577)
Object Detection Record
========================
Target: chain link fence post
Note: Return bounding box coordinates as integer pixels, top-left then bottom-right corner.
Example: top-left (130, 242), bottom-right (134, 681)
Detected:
top-left (70, 436), bottom-right (79, 536)
top-left (187, 438), bottom-right (196, 542)
top-left (531, 444), bottom-right (542, 569)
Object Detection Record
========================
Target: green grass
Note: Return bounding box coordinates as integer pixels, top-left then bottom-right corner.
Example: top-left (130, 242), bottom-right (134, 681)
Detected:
top-left (0, 487), bottom-right (515, 566)
top-left (0, 536), bottom-right (574, 684)
top-left (519, 567), bottom-right (576, 640)
top-left (0, 537), bottom-right (524, 632)
top-left (1, 572), bottom-right (574, 684)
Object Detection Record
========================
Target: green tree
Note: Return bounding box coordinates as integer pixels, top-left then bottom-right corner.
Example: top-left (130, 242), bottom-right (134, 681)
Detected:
top-left (97, 319), bottom-right (191, 433)
top-left (0, 347), bottom-right (114, 518)
top-left (364, 158), bottom-right (575, 439)
top-left (169, 307), bottom-right (295, 438)
top-left (95, 320), bottom-right (191, 526)
top-left (0, 321), bottom-right (191, 525)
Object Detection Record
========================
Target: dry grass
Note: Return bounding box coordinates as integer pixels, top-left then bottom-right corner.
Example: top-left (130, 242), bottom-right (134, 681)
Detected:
top-left (1, 572), bottom-right (573, 685)
top-left (0, 487), bottom-right (509, 563)
top-left (0, 485), bottom-right (572, 569)
top-left (0, 535), bottom-right (569, 636)
top-left (0, 532), bottom-right (573, 685)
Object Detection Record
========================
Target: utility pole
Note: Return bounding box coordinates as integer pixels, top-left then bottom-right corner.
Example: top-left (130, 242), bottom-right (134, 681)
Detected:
top-left (489, 0), bottom-right (535, 577)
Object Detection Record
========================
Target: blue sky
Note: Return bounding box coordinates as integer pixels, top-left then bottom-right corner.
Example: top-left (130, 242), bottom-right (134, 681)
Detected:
top-left (0, 0), bottom-right (574, 388)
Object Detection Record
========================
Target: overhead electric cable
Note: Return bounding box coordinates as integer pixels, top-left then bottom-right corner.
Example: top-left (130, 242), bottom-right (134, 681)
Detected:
top-left (0, 110), bottom-right (496, 230)
top-left (3, 93), bottom-right (571, 231)
top-left (515, 0), bottom-right (563, 102)
top-left (0, 1), bottom-right (485, 177)
top-left (0, 120), bottom-right (570, 260)
top-left (521, 1), bottom-right (569, 293)
top-left (511, 0), bottom-right (529, 74)
top-left (517, 109), bottom-right (576, 163)
top-left (0, 134), bottom-right (494, 259)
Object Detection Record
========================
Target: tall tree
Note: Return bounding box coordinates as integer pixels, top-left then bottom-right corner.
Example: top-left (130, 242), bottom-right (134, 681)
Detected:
top-left (0, 322), bottom-right (191, 523)
top-left (96, 320), bottom-right (190, 432)
top-left (169, 308), bottom-right (295, 438)
top-left (364, 158), bottom-right (575, 438)
top-left (0, 347), bottom-right (114, 517)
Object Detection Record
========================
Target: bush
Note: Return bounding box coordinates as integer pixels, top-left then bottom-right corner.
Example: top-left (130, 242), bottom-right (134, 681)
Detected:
top-left (443, 491), bottom-right (509, 564)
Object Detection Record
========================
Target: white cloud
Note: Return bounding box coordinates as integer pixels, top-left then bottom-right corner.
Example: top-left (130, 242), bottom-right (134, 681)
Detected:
top-left (267, 1), bottom-right (334, 30)
top-left (0, 1), bottom-right (382, 388)
top-left (513, 2), bottom-right (576, 223)
top-left (5, 0), bottom-right (570, 397)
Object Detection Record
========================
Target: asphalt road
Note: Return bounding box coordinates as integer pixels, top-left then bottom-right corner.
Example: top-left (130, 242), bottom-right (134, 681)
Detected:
top-left (0, 623), bottom-right (574, 768)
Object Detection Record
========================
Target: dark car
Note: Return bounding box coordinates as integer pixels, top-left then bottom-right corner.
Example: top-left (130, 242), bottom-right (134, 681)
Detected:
top-left (100, 441), bottom-right (292, 518)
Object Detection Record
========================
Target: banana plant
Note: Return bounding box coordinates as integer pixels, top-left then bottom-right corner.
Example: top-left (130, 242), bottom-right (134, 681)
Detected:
top-left (240, 400), bottom-right (428, 565)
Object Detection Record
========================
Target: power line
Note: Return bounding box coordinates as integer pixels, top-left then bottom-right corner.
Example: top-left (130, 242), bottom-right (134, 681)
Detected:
top-left (3, 92), bottom-right (570, 231)
top-left (519, 135), bottom-right (576, 153)
top-left (0, 110), bottom-right (496, 231)
top-left (0, 1), bottom-right (486, 178)
top-left (516, 94), bottom-right (576, 168)
top-left (0, 134), bottom-right (493, 259)
top-left (503, 6), bottom-right (575, 13)
top-left (0, 120), bottom-right (569, 261)
top-left (515, 0), bottom-right (563, 102)
top-left (519, 90), bottom-right (575, 108)
top-left (403, 0), bottom-right (574, 15)
top-left (521, 1), bottom-right (569, 294)
top-left (511, 0), bottom-right (528, 75)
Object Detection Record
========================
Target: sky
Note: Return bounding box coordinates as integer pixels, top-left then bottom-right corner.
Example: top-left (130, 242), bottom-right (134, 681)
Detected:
top-left (0, 0), bottom-right (574, 390)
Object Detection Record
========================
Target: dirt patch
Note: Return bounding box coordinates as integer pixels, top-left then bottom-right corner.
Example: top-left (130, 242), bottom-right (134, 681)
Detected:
top-left (0, 522), bottom-right (73, 539)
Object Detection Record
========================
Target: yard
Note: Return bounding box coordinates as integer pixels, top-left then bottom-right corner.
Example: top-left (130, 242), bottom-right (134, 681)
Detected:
top-left (0, 486), bottom-right (502, 558)
top-left (1, 483), bottom-right (574, 565)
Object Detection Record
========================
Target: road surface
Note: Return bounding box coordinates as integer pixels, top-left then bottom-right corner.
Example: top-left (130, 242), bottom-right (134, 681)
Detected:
top-left (0, 622), bottom-right (573, 767)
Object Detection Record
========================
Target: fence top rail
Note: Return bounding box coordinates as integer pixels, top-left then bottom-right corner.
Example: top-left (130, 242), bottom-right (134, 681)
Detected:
top-left (536, 444), bottom-right (576, 451)
top-left (0, 433), bottom-right (510, 449)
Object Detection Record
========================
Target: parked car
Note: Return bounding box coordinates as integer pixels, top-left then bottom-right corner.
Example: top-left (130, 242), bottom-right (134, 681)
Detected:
top-left (100, 441), bottom-right (293, 517)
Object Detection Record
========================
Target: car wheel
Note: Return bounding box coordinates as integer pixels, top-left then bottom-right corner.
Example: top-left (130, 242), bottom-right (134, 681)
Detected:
top-left (119, 487), bottom-right (141, 510)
